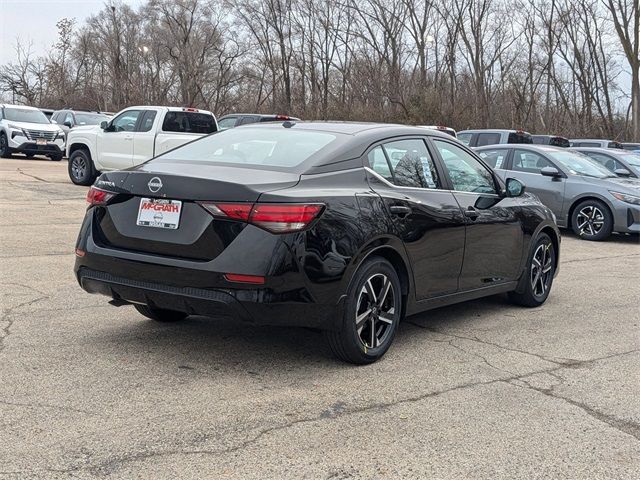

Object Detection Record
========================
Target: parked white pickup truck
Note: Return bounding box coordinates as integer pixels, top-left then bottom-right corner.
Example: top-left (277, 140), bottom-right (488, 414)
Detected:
top-left (66, 106), bottom-right (217, 185)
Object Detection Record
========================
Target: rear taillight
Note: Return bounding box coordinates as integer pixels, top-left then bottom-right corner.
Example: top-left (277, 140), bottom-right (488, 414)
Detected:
top-left (86, 186), bottom-right (115, 206)
top-left (275, 115), bottom-right (291, 120)
top-left (198, 202), bottom-right (324, 233)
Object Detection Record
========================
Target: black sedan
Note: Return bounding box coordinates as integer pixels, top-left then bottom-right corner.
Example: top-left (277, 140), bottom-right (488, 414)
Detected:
top-left (74, 122), bottom-right (560, 364)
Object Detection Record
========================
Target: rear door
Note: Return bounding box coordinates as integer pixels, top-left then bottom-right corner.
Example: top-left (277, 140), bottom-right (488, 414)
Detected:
top-left (366, 138), bottom-right (466, 299)
top-left (97, 109), bottom-right (142, 169)
top-left (431, 139), bottom-right (524, 291)
top-left (509, 148), bottom-right (566, 215)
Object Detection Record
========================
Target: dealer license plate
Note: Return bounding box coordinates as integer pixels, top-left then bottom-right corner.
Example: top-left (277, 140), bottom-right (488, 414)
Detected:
top-left (36, 138), bottom-right (47, 145)
top-left (136, 198), bottom-right (182, 229)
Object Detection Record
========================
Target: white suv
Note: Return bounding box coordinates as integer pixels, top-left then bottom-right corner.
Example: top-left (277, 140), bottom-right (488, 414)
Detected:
top-left (0, 104), bottom-right (66, 161)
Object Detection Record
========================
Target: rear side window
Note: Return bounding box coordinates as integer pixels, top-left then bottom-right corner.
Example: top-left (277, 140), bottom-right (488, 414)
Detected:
top-left (549, 137), bottom-right (570, 148)
top-left (608, 142), bottom-right (623, 149)
top-left (476, 133), bottom-right (501, 146)
top-left (138, 111), bottom-right (157, 132)
top-left (367, 146), bottom-right (392, 182)
top-left (478, 149), bottom-right (509, 169)
top-left (573, 142), bottom-right (600, 148)
top-left (508, 132), bottom-right (533, 144)
top-left (380, 139), bottom-right (441, 189)
top-left (239, 116), bottom-right (259, 125)
top-left (512, 149), bottom-right (554, 173)
top-left (162, 111), bottom-right (217, 134)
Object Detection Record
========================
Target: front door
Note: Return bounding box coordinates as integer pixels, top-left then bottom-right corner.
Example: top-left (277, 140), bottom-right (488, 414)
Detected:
top-left (509, 148), bottom-right (566, 217)
top-left (431, 138), bottom-right (524, 291)
top-left (97, 110), bottom-right (142, 170)
top-left (366, 138), bottom-right (466, 299)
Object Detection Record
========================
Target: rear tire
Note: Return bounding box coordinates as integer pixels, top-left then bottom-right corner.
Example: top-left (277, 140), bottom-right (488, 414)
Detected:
top-left (325, 256), bottom-right (402, 364)
top-left (508, 233), bottom-right (556, 307)
top-left (571, 199), bottom-right (612, 241)
top-left (68, 149), bottom-right (97, 185)
top-left (134, 304), bottom-right (188, 322)
top-left (0, 133), bottom-right (12, 158)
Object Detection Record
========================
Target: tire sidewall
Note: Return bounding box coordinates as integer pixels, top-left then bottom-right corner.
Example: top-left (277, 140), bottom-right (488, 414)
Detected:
top-left (0, 133), bottom-right (11, 158)
top-left (571, 199), bottom-right (612, 241)
top-left (68, 150), bottom-right (94, 185)
top-left (341, 257), bottom-right (402, 362)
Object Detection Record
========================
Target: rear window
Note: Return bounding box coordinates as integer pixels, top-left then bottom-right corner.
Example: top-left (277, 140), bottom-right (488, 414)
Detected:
top-left (507, 132), bottom-right (532, 144)
top-left (157, 127), bottom-right (337, 169)
top-left (162, 111), bottom-right (217, 134)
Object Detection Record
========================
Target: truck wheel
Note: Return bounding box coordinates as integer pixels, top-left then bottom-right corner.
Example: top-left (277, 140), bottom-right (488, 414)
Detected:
top-left (68, 149), bottom-right (97, 185)
top-left (0, 133), bottom-right (12, 158)
top-left (50, 154), bottom-right (63, 162)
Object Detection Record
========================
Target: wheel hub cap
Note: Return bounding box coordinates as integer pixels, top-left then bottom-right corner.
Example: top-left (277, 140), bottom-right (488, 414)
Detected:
top-left (355, 273), bottom-right (396, 349)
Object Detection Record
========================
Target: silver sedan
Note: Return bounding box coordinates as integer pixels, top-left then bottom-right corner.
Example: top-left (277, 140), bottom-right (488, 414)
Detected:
top-left (476, 144), bottom-right (640, 240)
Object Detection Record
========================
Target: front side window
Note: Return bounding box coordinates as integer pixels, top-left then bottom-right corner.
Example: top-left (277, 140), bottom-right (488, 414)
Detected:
top-left (478, 149), bottom-right (509, 169)
top-left (381, 139), bottom-right (441, 189)
top-left (64, 112), bottom-right (74, 125)
top-left (512, 149), bottom-right (555, 173)
top-left (434, 139), bottom-right (496, 194)
top-left (457, 132), bottom-right (472, 146)
top-left (111, 110), bottom-right (141, 132)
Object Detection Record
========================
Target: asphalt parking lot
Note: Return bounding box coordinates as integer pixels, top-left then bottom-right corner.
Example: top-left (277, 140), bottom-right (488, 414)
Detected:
top-left (1, 156), bottom-right (639, 479)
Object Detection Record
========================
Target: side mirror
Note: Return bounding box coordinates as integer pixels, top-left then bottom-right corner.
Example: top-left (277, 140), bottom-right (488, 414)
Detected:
top-left (540, 166), bottom-right (561, 178)
top-left (100, 121), bottom-right (108, 130)
top-left (505, 178), bottom-right (526, 197)
top-left (614, 168), bottom-right (631, 177)
top-left (63, 121), bottom-right (72, 128)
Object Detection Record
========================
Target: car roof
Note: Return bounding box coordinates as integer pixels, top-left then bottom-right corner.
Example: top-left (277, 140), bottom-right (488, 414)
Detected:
top-left (236, 121), bottom-right (453, 137)
top-left (121, 106), bottom-right (215, 115)
top-left (458, 129), bottom-right (530, 134)
top-left (0, 104), bottom-right (40, 110)
top-left (570, 139), bottom-right (612, 142)
top-left (572, 147), bottom-right (632, 155)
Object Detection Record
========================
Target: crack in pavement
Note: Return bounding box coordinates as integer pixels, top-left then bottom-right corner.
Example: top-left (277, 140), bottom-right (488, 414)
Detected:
top-left (0, 295), bottom-right (49, 354)
top-left (404, 320), bottom-right (574, 366)
top-left (54, 347), bottom-right (639, 476)
top-left (506, 377), bottom-right (640, 442)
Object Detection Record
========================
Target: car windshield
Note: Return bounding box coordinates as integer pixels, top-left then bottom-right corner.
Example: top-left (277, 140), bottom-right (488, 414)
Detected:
top-left (548, 151), bottom-right (617, 178)
top-left (75, 113), bottom-right (107, 125)
top-left (157, 127), bottom-right (337, 169)
top-left (4, 107), bottom-right (50, 124)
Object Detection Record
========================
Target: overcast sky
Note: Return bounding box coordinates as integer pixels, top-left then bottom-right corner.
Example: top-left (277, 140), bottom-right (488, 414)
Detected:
top-left (0, 0), bottom-right (143, 64)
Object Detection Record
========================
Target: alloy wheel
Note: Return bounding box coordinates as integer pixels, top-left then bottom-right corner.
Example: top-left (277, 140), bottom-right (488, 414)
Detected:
top-left (71, 156), bottom-right (87, 181)
top-left (576, 205), bottom-right (604, 237)
top-left (355, 273), bottom-right (396, 349)
top-left (530, 242), bottom-right (553, 298)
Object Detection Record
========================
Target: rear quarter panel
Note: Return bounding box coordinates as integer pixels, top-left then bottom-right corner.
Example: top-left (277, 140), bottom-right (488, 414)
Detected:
top-left (154, 132), bottom-right (204, 155)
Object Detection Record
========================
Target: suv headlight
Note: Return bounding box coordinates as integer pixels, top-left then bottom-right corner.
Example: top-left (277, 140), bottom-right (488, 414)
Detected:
top-left (55, 130), bottom-right (65, 140)
top-left (7, 123), bottom-right (25, 133)
top-left (610, 191), bottom-right (640, 206)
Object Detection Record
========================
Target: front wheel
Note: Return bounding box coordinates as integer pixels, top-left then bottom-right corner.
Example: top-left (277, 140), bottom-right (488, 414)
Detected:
top-left (134, 304), bottom-right (188, 322)
top-left (571, 199), bottom-right (612, 241)
top-left (0, 133), bottom-right (12, 158)
top-left (325, 257), bottom-right (402, 364)
top-left (68, 149), bottom-right (97, 185)
top-left (508, 233), bottom-right (556, 307)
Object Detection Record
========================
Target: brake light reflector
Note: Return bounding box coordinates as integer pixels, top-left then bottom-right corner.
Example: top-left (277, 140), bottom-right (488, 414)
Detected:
top-left (275, 115), bottom-right (291, 120)
top-left (198, 202), bottom-right (324, 233)
top-left (224, 273), bottom-right (265, 284)
top-left (86, 186), bottom-right (115, 206)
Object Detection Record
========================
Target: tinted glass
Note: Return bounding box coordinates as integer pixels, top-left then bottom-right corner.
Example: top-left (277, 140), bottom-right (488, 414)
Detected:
top-left (549, 137), bottom-right (570, 148)
top-left (138, 111), bottom-right (157, 132)
top-left (531, 136), bottom-right (548, 145)
top-left (476, 133), bottom-right (501, 146)
top-left (573, 142), bottom-right (600, 147)
top-left (162, 111), bottom-right (216, 134)
top-left (507, 132), bottom-right (533, 144)
top-left (74, 113), bottom-right (108, 126)
top-left (621, 144), bottom-right (640, 151)
top-left (158, 127), bottom-right (337, 169)
top-left (457, 133), bottom-right (472, 146)
top-left (217, 117), bottom-right (237, 130)
top-left (608, 142), bottom-right (623, 149)
top-left (111, 110), bottom-right (141, 132)
top-left (3, 107), bottom-right (49, 124)
top-left (547, 151), bottom-right (615, 178)
top-left (478, 149), bottom-right (509, 169)
top-left (367, 146), bottom-right (392, 181)
top-left (512, 150), bottom-right (555, 173)
top-left (434, 140), bottom-right (496, 194)
top-left (381, 139), bottom-right (441, 189)
top-left (239, 116), bottom-right (260, 125)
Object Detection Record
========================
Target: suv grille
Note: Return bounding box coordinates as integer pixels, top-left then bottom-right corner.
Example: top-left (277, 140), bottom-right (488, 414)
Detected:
top-left (24, 129), bottom-right (56, 141)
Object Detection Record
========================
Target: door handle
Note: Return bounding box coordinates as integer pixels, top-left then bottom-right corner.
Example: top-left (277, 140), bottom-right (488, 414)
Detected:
top-left (464, 207), bottom-right (479, 220)
top-left (389, 205), bottom-right (412, 216)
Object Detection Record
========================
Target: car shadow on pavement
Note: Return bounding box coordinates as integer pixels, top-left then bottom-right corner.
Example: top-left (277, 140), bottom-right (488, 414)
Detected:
top-left (88, 295), bottom-right (510, 368)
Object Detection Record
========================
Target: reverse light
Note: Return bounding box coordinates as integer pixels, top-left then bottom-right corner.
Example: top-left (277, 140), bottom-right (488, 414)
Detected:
top-left (198, 202), bottom-right (324, 233)
top-left (86, 186), bottom-right (115, 206)
top-left (610, 191), bottom-right (640, 206)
